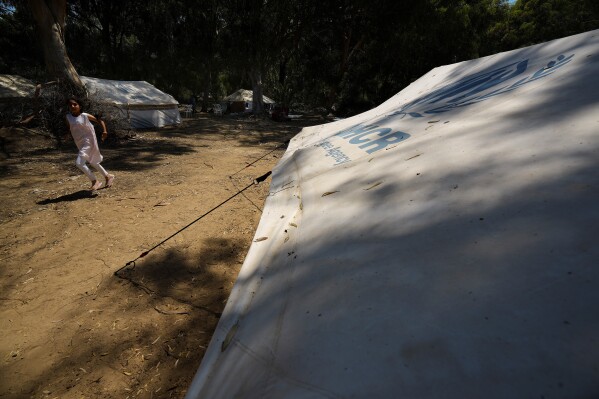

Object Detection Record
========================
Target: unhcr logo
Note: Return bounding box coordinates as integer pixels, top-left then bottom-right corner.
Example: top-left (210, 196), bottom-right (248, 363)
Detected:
top-left (314, 124), bottom-right (410, 164)
top-left (319, 53), bottom-right (573, 163)
top-left (336, 124), bottom-right (410, 154)
top-left (392, 53), bottom-right (574, 118)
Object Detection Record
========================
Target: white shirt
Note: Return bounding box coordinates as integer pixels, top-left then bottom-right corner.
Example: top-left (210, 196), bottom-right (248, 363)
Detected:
top-left (66, 112), bottom-right (103, 164)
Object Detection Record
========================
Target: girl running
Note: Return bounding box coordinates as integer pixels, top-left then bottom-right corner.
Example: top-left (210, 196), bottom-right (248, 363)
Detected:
top-left (65, 96), bottom-right (115, 190)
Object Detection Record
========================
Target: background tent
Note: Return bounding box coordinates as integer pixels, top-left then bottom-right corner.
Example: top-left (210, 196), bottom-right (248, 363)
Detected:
top-left (0, 75), bottom-right (36, 123)
top-left (0, 75), bottom-right (35, 104)
top-left (223, 89), bottom-right (275, 113)
top-left (187, 29), bottom-right (599, 398)
top-left (81, 76), bottom-right (180, 129)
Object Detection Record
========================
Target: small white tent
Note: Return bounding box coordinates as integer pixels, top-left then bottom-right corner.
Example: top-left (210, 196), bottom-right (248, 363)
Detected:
top-left (187, 29), bottom-right (599, 398)
top-left (223, 89), bottom-right (275, 113)
top-left (81, 76), bottom-right (180, 129)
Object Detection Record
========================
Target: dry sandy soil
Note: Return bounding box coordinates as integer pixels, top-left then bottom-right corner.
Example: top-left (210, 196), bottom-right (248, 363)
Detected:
top-left (0, 114), bottom-right (321, 399)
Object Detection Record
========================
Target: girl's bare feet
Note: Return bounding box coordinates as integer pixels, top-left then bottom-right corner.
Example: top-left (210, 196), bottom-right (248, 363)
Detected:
top-left (91, 180), bottom-right (103, 190)
top-left (105, 174), bottom-right (115, 188)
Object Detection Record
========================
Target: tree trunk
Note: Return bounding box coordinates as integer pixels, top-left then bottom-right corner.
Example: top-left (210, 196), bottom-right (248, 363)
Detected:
top-left (249, 69), bottom-right (264, 115)
top-left (201, 69), bottom-right (212, 113)
top-left (27, 0), bottom-right (84, 91)
top-left (99, 12), bottom-right (115, 75)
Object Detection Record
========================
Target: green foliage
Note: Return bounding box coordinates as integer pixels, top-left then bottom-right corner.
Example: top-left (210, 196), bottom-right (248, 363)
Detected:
top-left (0, 1), bottom-right (45, 79)
top-left (493, 0), bottom-right (599, 50)
top-left (3, 0), bottom-right (599, 117)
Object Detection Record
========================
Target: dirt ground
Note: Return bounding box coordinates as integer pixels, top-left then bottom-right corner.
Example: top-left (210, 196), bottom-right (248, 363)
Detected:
top-left (0, 113), bottom-right (321, 399)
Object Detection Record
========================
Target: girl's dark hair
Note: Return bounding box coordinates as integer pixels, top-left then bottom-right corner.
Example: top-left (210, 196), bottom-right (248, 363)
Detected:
top-left (66, 96), bottom-right (82, 106)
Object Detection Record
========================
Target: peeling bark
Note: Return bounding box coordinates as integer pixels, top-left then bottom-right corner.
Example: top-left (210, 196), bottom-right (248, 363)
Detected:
top-left (27, 0), bottom-right (84, 91)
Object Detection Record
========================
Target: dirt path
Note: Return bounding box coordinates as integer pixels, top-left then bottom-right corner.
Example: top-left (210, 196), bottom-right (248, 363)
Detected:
top-left (0, 114), bottom-right (319, 398)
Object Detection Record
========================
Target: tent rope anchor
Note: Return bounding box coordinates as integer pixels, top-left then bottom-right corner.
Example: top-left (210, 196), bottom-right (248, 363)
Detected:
top-left (115, 170), bottom-right (272, 276)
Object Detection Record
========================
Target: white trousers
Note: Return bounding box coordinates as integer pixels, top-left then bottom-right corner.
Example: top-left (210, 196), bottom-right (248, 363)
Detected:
top-left (76, 155), bottom-right (108, 182)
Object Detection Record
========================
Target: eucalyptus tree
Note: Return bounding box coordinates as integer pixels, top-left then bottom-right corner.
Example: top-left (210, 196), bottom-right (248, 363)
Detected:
top-left (66, 0), bottom-right (146, 78)
top-left (498, 0), bottom-right (599, 50)
top-left (176, 0), bottom-right (227, 109)
top-left (0, 1), bottom-right (43, 77)
top-left (219, 0), bottom-right (312, 114)
top-left (309, 0), bottom-right (513, 114)
top-left (26, 0), bottom-right (83, 91)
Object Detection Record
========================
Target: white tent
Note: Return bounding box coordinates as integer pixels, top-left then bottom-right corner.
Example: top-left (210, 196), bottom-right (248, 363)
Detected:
top-left (187, 29), bottom-right (599, 398)
top-left (223, 89), bottom-right (275, 113)
top-left (81, 76), bottom-right (180, 129)
top-left (0, 75), bottom-right (35, 103)
top-left (223, 89), bottom-right (276, 104)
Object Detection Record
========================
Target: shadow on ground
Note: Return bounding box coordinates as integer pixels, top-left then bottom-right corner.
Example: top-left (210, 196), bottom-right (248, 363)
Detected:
top-left (36, 190), bottom-right (98, 204)
top-left (7, 237), bottom-right (247, 398)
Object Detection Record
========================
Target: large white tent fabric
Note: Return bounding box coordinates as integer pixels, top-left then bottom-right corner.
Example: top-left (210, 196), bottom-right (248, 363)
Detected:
top-left (81, 76), bottom-right (180, 129)
top-left (187, 30), bottom-right (599, 398)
